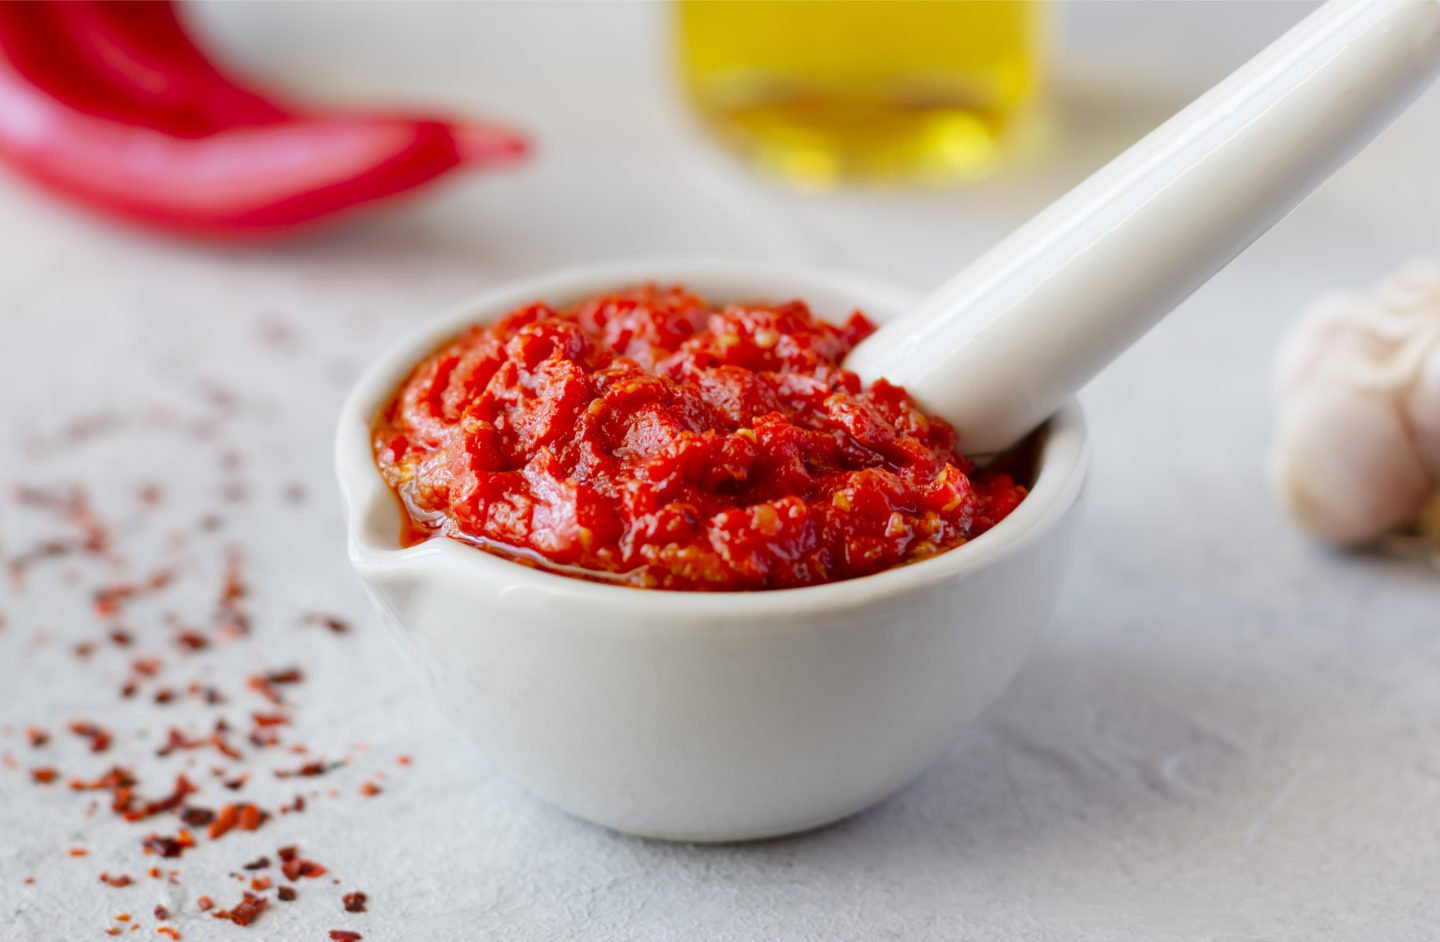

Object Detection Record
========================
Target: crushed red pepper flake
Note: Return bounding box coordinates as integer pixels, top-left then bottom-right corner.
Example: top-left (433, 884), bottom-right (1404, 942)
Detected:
top-left (69, 720), bottom-right (113, 753)
top-left (156, 928), bottom-right (180, 941)
top-left (121, 774), bottom-right (197, 823)
top-left (94, 570), bottom-right (174, 619)
top-left (174, 631), bottom-right (209, 652)
top-left (359, 782), bottom-right (381, 797)
top-left (9, 458), bottom-right (386, 937)
top-left (142, 830), bottom-right (195, 859)
top-left (207, 802), bottom-right (267, 839)
top-left (342, 891), bottom-right (367, 913)
top-left (275, 759), bottom-right (343, 779)
top-left (31, 766), bottom-right (59, 784)
top-left (211, 891), bottom-right (268, 927)
top-left (131, 657), bottom-right (164, 677)
top-left (216, 549), bottom-right (250, 637)
top-left (69, 765), bottom-right (137, 792)
top-left (329, 931), bottom-right (362, 941)
top-left (246, 667), bottom-right (303, 705)
top-left (179, 806), bottom-right (214, 827)
top-left (301, 612), bottom-right (350, 635)
top-left (156, 725), bottom-right (242, 761)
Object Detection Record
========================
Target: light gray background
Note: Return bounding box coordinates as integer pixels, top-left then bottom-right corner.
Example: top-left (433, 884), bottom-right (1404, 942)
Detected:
top-left (3, 3), bottom-right (1438, 939)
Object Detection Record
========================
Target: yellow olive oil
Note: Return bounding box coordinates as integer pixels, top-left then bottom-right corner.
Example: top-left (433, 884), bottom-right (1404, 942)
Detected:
top-left (676, 0), bottom-right (1045, 186)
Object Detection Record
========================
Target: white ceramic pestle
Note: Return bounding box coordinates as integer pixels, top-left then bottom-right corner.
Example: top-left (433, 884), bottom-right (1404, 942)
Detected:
top-left (846, 0), bottom-right (1440, 454)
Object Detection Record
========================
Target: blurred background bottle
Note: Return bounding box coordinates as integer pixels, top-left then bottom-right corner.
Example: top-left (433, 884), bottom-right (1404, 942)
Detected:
top-left (676, 0), bottom-right (1046, 187)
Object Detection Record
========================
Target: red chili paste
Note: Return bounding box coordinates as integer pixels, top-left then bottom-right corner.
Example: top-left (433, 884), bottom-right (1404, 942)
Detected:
top-left (373, 286), bottom-right (1027, 590)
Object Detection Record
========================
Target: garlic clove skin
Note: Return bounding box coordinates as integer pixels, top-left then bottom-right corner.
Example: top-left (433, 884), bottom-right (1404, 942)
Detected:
top-left (1270, 383), bottom-right (1431, 545)
top-left (1404, 341), bottom-right (1440, 474)
top-left (1270, 263), bottom-right (1440, 547)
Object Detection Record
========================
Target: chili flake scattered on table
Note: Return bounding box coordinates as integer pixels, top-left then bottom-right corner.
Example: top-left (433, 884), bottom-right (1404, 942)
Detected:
top-left (374, 285), bottom-right (1029, 590)
top-left (2, 381), bottom-right (411, 933)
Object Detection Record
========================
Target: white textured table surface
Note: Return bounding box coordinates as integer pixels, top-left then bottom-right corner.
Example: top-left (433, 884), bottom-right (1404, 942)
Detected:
top-left (4, 3), bottom-right (1439, 940)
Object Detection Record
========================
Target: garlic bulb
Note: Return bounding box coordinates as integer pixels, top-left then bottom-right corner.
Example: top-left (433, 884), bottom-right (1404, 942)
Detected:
top-left (1270, 263), bottom-right (1440, 550)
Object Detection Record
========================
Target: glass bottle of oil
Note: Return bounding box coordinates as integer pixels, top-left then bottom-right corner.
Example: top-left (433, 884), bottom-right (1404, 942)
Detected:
top-left (676, 0), bottom-right (1045, 187)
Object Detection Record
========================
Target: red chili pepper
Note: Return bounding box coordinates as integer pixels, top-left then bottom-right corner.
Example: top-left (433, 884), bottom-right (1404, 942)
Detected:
top-left (0, 1), bottom-right (526, 238)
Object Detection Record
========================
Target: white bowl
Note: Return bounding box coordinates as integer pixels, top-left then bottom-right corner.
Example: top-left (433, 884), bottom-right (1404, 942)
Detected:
top-left (336, 259), bottom-right (1088, 842)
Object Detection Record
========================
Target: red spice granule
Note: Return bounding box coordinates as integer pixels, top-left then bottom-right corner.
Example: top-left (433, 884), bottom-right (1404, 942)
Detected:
top-left (69, 720), bottom-right (114, 753)
top-left (25, 726), bottom-right (50, 748)
top-left (276, 885), bottom-right (297, 902)
top-left (100, 873), bottom-right (134, 888)
top-left (142, 830), bottom-right (195, 858)
top-left (358, 782), bottom-right (381, 797)
top-left (211, 892), bottom-right (268, 927)
top-left (31, 766), bottom-right (59, 784)
top-left (196, 896), bottom-right (214, 912)
top-left (106, 929), bottom-right (121, 937)
top-left (275, 759), bottom-right (342, 779)
top-left (302, 613), bottom-right (350, 635)
top-left (69, 764), bottom-right (137, 793)
top-left (241, 855), bottom-right (270, 871)
top-left (250, 876), bottom-right (272, 891)
top-left (156, 928), bottom-right (180, 941)
top-left (94, 570), bottom-right (174, 618)
top-left (396, 754), bottom-right (411, 767)
top-left (24, 876), bottom-right (35, 884)
top-left (342, 891), bottom-right (367, 913)
top-left (121, 774), bottom-right (196, 822)
top-left (276, 845), bottom-right (328, 881)
top-left (69, 847), bottom-right (89, 857)
top-left (207, 802), bottom-right (267, 839)
top-left (156, 725), bottom-right (241, 761)
top-left (131, 657), bottom-right (164, 677)
top-left (179, 806), bottom-right (214, 827)
top-left (329, 931), bottom-right (362, 941)
top-left (246, 668), bottom-right (303, 705)
top-left (216, 550), bottom-right (250, 637)
top-left (73, 641), bottom-right (97, 659)
top-left (115, 913), bottom-right (131, 922)
top-left (174, 631), bottom-right (208, 652)
top-left (153, 906), bottom-right (169, 920)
